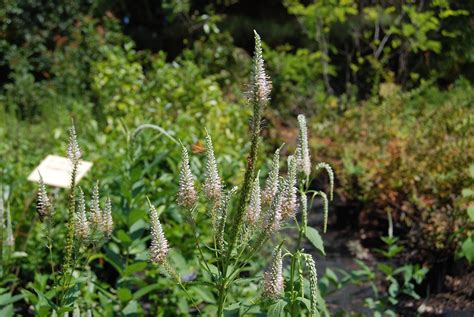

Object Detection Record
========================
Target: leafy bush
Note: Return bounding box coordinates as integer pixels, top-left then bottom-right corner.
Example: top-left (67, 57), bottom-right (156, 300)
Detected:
top-left (315, 79), bottom-right (474, 258)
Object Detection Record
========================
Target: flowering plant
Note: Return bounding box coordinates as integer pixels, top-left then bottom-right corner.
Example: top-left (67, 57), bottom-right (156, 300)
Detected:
top-left (146, 31), bottom-right (334, 316)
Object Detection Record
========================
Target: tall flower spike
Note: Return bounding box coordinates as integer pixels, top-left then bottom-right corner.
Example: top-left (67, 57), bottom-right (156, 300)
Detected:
top-left (148, 202), bottom-right (169, 264)
top-left (264, 188), bottom-right (282, 234)
top-left (216, 187), bottom-right (238, 249)
top-left (315, 162), bottom-right (334, 201)
top-left (262, 148), bottom-right (280, 205)
top-left (36, 174), bottom-right (54, 220)
top-left (301, 192), bottom-right (308, 231)
top-left (90, 182), bottom-right (102, 227)
top-left (5, 204), bottom-right (14, 247)
top-left (252, 30), bottom-right (271, 105)
top-left (304, 254), bottom-right (319, 316)
top-left (313, 191), bottom-right (329, 233)
top-left (296, 115), bottom-right (311, 177)
top-left (75, 188), bottom-right (90, 240)
top-left (67, 123), bottom-right (81, 163)
top-left (262, 244), bottom-right (284, 299)
top-left (281, 155), bottom-right (298, 220)
top-left (102, 197), bottom-right (113, 237)
top-left (177, 146), bottom-right (197, 209)
top-left (246, 171), bottom-right (261, 226)
top-left (203, 133), bottom-right (222, 202)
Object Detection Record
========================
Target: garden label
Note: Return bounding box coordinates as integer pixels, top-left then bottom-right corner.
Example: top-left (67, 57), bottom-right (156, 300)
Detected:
top-left (27, 155), bottom-right (93, 188)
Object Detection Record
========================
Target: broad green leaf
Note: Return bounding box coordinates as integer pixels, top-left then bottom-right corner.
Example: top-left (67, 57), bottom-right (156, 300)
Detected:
top-left (0, 304), bottom-right (13, 317)
top-left (117, 288), bottom-right (133, 302)
top-left (305, 227), bottom-right (326, 255)
top-left (268, 299), bottom-right (287, 317)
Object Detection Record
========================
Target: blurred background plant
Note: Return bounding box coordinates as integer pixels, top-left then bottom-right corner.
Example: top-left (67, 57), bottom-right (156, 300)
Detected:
top-left (0, 0), bottom-right (472, 315)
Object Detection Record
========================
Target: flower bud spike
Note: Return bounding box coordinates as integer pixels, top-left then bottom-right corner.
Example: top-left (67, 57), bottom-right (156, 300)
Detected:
top-left (177, 145), bottom-right (197, 209)
top-left (67, 123), bottom-right (81, 163)
top-left (297, 114), bottom-right (311, 177)
top-left (102, 197), bottom-right (113, 237)
top-left (262, 147), bottom-right (281, 205)
top-left (75, 188), bottom-right (90, 241)
top-left (304, 254), bottom-right (320, 316)
top-left (36, 173), bottom-right (54, 220)
top-left (90, 181), bottom-right (102, 227)
top-left (246, 171), bottom-right (261, 226)
top-left (315, 162), bottom-right (334, 201)
top-left (310, 191), bottom-right (329, 233)
top-left (203, 132), bottom-right (222, 202)
top-left (262, 244), bottom-right (284, 299)
top-left (281, 155), bottom-right (298, 220)
top-left (264, 189), bottom-right (282, 234)
top-left (148, 199), bottom-right (169, 264)
top-left (252, 30), bottom-right (271, 106)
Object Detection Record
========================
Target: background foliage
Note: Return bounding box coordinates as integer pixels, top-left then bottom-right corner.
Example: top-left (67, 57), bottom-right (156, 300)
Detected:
top-left (0, 0), bottom-right (473, 315)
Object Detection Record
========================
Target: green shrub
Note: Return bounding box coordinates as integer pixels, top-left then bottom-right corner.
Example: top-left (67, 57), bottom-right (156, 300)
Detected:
top-left (315, 79), bottom-right (474, 256)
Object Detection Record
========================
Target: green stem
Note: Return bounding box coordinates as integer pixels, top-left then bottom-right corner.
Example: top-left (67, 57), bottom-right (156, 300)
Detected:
top-left (216, 281), bottom-right (227, 317)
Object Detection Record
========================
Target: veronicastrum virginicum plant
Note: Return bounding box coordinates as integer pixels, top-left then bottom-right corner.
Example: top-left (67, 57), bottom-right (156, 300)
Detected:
top-left (33, 124), bottom-right (114, 315)
top-left (146, 31), bottom-right (334, 316)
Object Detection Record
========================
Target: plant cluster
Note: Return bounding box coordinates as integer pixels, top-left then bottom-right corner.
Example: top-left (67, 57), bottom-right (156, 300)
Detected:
top-left (22, 125), bottom-right (115, 315)
top-left (145, 31), bottom-right (335, 316)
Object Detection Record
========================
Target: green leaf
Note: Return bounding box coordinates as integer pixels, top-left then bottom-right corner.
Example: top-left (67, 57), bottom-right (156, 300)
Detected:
top-left (32, 288), bottom-right (57, 310)
top-left (305, 227), bottom-right (326, 255)
top-left (124, 262), bottom-right (147, 276)
top-left (296, 297), bottom-right (311, 310)
top-left (268, 299), bottom-right (287, 317)
top-left (0, 294), bottom-right (23, 306)
top-left (123, 300), bottom-right (139, 315)
top-left (467, 205), bottom-right (474, 222)
top-left (460, 237), bottom-right (474, 262)
top-left (117, 288), bottom-right (133, 302)
top-left (0, 304), bottom-right (13, 317)
top-left (133, 284), bottom-right (160, 300)
top-left (223, 302), bottom-right (240, 316)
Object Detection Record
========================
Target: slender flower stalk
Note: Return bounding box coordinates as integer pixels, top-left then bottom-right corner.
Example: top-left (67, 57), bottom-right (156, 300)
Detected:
top-left (281, 155), bottom-right (298, 220)
top-left (315, 162), bottom-right (334, 201)
top-left (204, 133), bottom-right (223, 202)
top-left (246, 172), bottom-right (261, 226)
top-left (262, 245), bottom-right (283, 299)
top-left (296, 115), bottom-right (311, 177)
top-left (264, 189), bottom-right (282, 234)
top-left (90, 182), bottom-right (102, 227)
top-left (37, 174), bottom-right (54, 220)
top-left (262, 148), bottom-right (280, 205)
top-left (75, 188), bottom-right (90, 241)
top-left (102, 197), bottom-right (113, 237)
top-left (226, 30), bottom-right (270, 260)
top-left (64, 123), bottom-right (80, 270)
top-left (304, 254), bottom-right (319, 316)
top-left (67, 124), bottom-right (81, 164)
top-left (216, 187), bottom-right (238, 249)
top-left (301, 193), bottom-right (308, 232)
top-left (148, 202), bottom-right (169, 265)
top-left (177, 146), bottom-right (198, 209)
